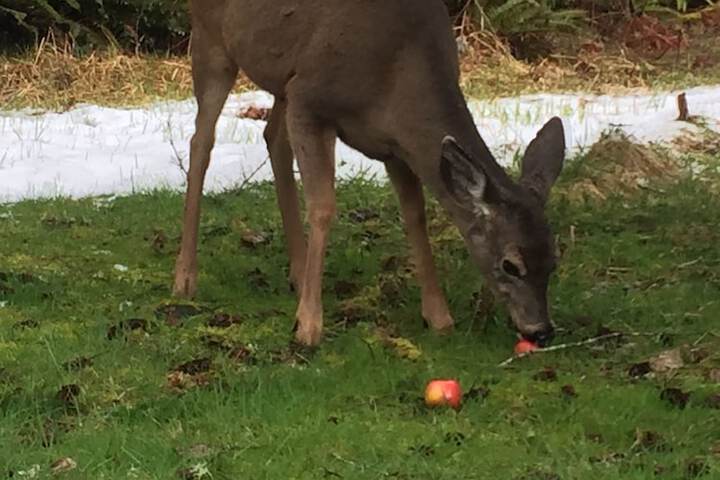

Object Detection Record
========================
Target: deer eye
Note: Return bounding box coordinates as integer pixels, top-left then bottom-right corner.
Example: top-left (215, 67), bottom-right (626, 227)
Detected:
top-left (502, 259), bottom-right (523, 278)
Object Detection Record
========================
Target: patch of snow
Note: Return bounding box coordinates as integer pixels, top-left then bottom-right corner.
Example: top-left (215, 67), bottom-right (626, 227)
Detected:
top-left (1, 86), bottom-right (719, 203)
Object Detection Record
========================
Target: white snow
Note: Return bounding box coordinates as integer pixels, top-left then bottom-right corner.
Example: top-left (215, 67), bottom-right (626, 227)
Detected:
top-left (1, 86), bottom-right (719, 203)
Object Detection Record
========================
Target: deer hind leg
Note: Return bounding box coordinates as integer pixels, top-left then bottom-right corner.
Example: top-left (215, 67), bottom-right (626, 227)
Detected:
top-left (385, 159), bottom-right (454, 332)
top-left (285, 105), bottom-right (337, 347)
top-left (264, 99), bottom-right (307, 294)
top-left (173, 39), bottom-right (238, 298)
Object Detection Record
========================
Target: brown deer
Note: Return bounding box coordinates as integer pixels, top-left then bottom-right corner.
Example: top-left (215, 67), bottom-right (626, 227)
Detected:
top-left (173, 0), bottom-right (566, 347)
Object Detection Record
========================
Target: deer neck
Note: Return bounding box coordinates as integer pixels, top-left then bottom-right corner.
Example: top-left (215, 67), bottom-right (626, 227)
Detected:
top-left (391, 94), bottom-right (513, 232)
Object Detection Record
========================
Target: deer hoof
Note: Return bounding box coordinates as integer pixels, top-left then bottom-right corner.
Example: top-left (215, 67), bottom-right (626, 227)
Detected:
top-left (424, 312), bottom-right (455, 334)
top-left (423, 300), bottom-right (455, 334)
top-left (294, 320), bottom-right (323, 347)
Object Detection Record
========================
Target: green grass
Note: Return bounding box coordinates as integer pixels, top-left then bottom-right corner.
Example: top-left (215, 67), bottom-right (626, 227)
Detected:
top-left (1, 154), bottom-right (719, 479)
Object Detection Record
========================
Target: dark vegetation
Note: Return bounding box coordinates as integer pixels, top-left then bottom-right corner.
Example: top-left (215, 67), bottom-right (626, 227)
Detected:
top-left (0, 0), bottom-right (714, 54)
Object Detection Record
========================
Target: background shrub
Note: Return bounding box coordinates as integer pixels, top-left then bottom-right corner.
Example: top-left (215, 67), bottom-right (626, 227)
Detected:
top-left (0, 0), bottom-right (711, 54)
top-left (0, 0), bottom-right (189, 53)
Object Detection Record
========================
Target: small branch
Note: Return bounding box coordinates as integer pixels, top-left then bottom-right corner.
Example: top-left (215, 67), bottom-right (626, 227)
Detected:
top-left (167, 120), bottom-right (188, 178)
top-left (498, 332), bottom-right (624, 367)
top-left (237, 159), bottom-right (268, 191)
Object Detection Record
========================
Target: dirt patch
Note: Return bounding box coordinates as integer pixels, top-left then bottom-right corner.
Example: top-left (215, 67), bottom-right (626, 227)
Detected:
top-left (562, 131), bottom-right (683, 202)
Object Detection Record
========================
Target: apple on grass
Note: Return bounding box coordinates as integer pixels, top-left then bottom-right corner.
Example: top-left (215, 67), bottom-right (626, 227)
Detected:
top-left (424, 379), bottom-right (462, 410)
top-left (515, 339), bottom-right (539, 355)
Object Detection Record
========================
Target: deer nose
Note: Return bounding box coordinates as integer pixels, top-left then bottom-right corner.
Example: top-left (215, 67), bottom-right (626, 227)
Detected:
top-left (526, 327), bottom-right (555, 347)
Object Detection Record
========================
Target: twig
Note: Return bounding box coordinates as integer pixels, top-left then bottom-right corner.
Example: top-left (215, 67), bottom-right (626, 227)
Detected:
top-left (167, 120), bottom-right (188, 178)
top-left (237, 159), bottom-right (268, 191)
top-left (677, 257), bottom-right (702, 269)
top-left (498, 332), bottom-right (624, 367)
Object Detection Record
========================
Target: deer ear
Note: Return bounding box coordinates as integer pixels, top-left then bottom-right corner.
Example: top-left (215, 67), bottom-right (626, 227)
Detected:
top-left (520, 117), bottom-right (566, 205)
top-left (440, 136), bottom-right (490, 215)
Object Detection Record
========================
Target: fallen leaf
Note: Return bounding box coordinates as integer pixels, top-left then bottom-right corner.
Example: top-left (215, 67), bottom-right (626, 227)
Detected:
top-left (650, 349), bottom-right (684, 373)
top-left (50, 457), bottom-right (77, 475)
top-left (685, 346), bottom-right (710, 364)
top-left (62, 356), bottom-right (94, 372)
top-left (707, 369), bottom-right (720, 383)
top-left (409, 444), bottom-right (435, 457)
top-left (206, 312), bottom-right (243, 328)
top-left (237, 106), bottom-right (270, 121)
top-left (56, 385), bottom-right (80, 407)
top-left (149, 229), bottom-right (167, 253)
top-left (560, 384), bottom-right (577, 399)
top-left (247, 268), bottom-right (271, 290)
top-left (155, 304), bottom-right (204, 327)
top-left (705, 393), bottom-right (720, 409)
top-left (166, 371), bottom-right (211, 392)
top-left (660, 387), bottom-right (690, 409)
top-left (347, 208), bottom-right (380, 223)
top-left (632, 429), bottom-right (669, 452)
top-left (465, 385), bottom-right (491, 401)
top-left (16, 465), bottom-right (41, 478)
top-left (107, 318), bottom-right (148, 340)
top-left (185, 444), bottom-right (212, 459)
top-left (333, 279), bottom-right (359, 297)
top-left (228, 345), bottom-right (255, 364)
top-left (240, 230), bottom-right (270, 248)
top-left (685, 458), bottom-right (710, 478)
top-left (589, 452), bottom-right (625, 465)
top-left (711, 442), bottom-right (720, 457)
top-left (444, 432), bottom-right (466, 446)
top-left (175, 358), bottom-right (211, 375)
top-left (12, 319), bottom-right (39, 329)
top-left (628, 362), bottom-right (652, 378)
top-left (533, 367), bottom-right (558, 382)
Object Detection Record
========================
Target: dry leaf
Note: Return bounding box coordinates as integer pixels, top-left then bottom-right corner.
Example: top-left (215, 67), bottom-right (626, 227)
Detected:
top-left (241, 230), bottom-right (269, 248)
top-left (649, 349), bottom-right (684, 373)
top-left (50, 457), bottom-right (77, 475)
top-left (237, 106), bottom-right (270, 121)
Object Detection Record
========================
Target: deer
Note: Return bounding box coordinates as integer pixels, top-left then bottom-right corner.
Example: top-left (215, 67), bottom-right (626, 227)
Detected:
top-left (173, 0), bottom-right (566, 348)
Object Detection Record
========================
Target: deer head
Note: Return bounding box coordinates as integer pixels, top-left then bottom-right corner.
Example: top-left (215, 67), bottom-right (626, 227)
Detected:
top-left (440, 117), bottom-right (566, 346)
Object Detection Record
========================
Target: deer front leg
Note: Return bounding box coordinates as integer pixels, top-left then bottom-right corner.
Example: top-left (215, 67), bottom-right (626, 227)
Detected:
top-left (286, 107), bottom-right (337, 346)
top-left (385, 159), bottom-right (454, 332)
top-left (264, 98), bottom-right (307, 294)
top-left (173, 45), bottom-right (238, 298)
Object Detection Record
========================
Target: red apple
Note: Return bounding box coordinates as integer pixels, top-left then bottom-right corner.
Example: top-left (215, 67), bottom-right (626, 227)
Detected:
top-left (424, 379), bottom-right (462, 410)
top-left (515, 339), bottom-right (539, 355)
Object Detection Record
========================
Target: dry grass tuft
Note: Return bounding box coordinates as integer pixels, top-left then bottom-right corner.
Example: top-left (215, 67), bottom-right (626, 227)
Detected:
top-left (0, 39), bottom-right (250, 110)
top-left (458, 33), bottom-right (658, 97)
top-left (2, 18), bottom-right (720, 111)
top-left (673, 126), bottom-right (720, 156)
top-left (561, 131), bottom-right (683, 202)
top-left (455, 9), bottom-right (720, 98)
